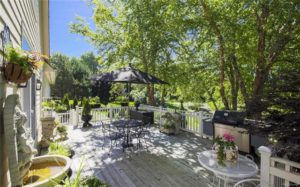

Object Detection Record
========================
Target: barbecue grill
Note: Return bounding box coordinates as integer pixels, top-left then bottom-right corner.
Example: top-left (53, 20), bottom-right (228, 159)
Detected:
top-left (212, 111), bottom-right (250, 153)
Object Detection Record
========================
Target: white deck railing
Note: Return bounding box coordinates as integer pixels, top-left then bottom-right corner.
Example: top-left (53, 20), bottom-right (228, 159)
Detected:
top-left (259, 146), bottom-right (300, 187)
top-left (52, 104), bottom-right (212, 137)
top-left (139, 104), bottom-right (212, 136)
top-left (55, 111), bottom-right (70, 125)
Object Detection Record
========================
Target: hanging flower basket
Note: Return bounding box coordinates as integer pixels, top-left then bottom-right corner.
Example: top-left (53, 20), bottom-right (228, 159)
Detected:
top-left (4, 63), bottom-right (33, 83)
top-left (2, 45), bottom-right (48, 84)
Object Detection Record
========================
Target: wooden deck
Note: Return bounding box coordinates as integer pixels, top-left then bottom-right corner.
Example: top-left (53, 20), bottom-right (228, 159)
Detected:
top-left (66, 124), bottom-right (214, 187)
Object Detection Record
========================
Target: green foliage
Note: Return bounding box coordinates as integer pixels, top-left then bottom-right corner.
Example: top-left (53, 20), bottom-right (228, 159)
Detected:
top-left (80, 176), bottom-right (108, 187)
top-left (73, 96), bottom-right (78, 109)
top-left (55, 105), bottom-right (68, 113)
top-left (69, 0), bottom-right (300, 117)
top-left (62, 93), bottom-right (70, 110)
top-left (57, 124), bottom-right (67, 134)
top-left (61, 159), bottom-right (84, 187)
top-left (48, 142), bottom-right (71, 157)
top-left (90, 96), bottom-right (100, 104)
top-left (50, 52), bottom-right (98, 98)
top-left (82, 97), bottom-right (92, 116)
top-left (5, 45), bottom-right (38, 75)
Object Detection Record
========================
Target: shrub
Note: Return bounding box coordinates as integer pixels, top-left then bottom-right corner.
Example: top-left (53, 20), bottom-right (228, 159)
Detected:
top-left (62, 93), bottom-right (70, 110)
top-left (57, 124), bottom-right (67, 134)
top-left (90, 103), bottom-right (101, 109)
top-left (42, 100), bottom-right (56, 109)
top-left (73, 96), bottom-right (78, 109)
top-left (55, 105), bottom-right (68, 113)
top-left (80, 176), bottom-right (108, 187)
top-left (90, 96), bottom-right (100, 104)
top-left (82, 97), bottom-right (92, 116)
top-left (48, 142), bottom-right (71, 157)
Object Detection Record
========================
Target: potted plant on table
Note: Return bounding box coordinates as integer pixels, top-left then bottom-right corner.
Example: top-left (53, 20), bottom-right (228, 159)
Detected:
top-left (81, 97), bottom-right (93, 127)
top-left (4, 45), bottom-right (47, 83)
top-left (213, 132), bottom-right (238, 166)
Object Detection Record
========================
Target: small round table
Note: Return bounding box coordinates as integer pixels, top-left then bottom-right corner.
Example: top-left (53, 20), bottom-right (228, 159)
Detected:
top-left (198, 150), bottom-right (258, 187)
top-left (112, 119), bottom-right (143, 148)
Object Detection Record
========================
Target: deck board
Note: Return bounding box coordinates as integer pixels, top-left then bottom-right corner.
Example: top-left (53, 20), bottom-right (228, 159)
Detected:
top-left (66, 124), bottom-right (214, 187)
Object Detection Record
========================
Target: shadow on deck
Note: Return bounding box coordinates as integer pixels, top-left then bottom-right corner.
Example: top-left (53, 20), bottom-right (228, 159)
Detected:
top-left (66, 124), bottom-right (214, 187)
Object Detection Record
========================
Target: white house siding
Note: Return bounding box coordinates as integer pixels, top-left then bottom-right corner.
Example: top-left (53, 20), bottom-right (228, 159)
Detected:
top-left (0, 0), bottom-right (49, 186)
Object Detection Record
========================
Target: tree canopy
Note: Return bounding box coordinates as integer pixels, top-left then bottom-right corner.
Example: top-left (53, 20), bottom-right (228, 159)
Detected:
top-left (69, 0), bottom-right (300, 119)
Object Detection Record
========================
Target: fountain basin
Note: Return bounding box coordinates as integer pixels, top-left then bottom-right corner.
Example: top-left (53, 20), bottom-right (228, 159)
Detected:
top-left (23, 155), bottom-right (71, 187)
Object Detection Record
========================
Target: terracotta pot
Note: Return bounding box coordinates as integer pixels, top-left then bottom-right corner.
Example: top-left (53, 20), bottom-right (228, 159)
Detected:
top-left (4, 63), bottom-right (32, 83)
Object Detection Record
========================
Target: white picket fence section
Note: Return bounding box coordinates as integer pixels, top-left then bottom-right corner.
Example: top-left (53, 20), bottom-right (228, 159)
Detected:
top-left (259, 146), bottom-right (300, 187)
top-left (55, 111), bottom-right (70, 125)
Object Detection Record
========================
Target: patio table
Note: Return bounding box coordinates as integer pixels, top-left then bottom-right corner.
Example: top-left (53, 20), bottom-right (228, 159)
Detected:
top-left (198, 150), bottom-right (258, 187)
top-left (111, 119), bottom-right (143, 148)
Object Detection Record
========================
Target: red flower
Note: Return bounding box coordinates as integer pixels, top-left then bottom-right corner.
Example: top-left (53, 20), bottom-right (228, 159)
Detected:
top-left (223, 132), bottom-right (235, 142)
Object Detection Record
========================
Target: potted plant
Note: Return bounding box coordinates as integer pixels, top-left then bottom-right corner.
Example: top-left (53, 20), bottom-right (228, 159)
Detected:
top-left (134, 100), bottom-right (140, 111)
top-left (213, 132), bottom-right (238, 166)
top-left (4, 45), bottom-right (47, 83)
top-left (81, 97), bottom-right (93, 127)
top-left (56, 123), bottom-right (68, 141)
top-left (160, 112), bottom-right (181, 135)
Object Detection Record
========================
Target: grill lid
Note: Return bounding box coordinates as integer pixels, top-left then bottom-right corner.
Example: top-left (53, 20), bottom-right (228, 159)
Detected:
top-left (213, 110), bottom-right (246, 126)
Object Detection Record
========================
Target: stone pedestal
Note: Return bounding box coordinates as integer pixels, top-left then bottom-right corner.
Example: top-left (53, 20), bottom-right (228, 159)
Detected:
top-left (39, 117), bottom-right (56, 148)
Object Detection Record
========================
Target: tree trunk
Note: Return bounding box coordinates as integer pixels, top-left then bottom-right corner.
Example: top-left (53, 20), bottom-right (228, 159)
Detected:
top-left (248, 5), bottom-right (269, 118)
top-left (200, 0), bottom-right (230, 110)
top-left (147, 84), bottom-right (155, 106)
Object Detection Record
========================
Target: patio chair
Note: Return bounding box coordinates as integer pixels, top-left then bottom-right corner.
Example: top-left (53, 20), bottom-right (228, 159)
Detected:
top-left (101, 121), bottom-right (125, 154)
top-left (133, 116), bottom-right (152, 150)
top-left (233, 178), bottom-right (260, 187)
top-left (213, 155), bottom-right (258, 187)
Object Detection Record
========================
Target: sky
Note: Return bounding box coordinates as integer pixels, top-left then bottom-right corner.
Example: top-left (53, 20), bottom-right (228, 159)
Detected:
top-left (50, 0), bottom-right (96, 57)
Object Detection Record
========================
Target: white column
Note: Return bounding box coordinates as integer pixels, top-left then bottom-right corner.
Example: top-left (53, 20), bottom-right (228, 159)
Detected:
top-left (70, 109), bottom-right (75, 126)
top-left (109, 106), bottom-right (113, 122)
top-left (159, 106), bottom-right (162, 128)
top-left (75, 106), bottom-right (79, 126)
top-left (258, 146), bottom-right (272, 187)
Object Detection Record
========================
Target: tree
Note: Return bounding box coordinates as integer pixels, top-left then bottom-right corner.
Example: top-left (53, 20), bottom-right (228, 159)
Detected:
top-left (191, 0), bottom-right (300, 117)
top-left (70, 0), bottom-right (187, 106)
top-left (50, 52), bottom-right (99, 98)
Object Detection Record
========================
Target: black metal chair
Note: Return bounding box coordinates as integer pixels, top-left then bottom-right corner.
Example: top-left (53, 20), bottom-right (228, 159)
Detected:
top-left (101, 121), bottom-right (125, 154)
top-left (133, 116), bottom-right (152, 150)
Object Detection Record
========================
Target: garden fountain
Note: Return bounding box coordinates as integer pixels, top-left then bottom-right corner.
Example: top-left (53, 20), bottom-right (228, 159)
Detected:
top-left (4, 95), bottom-right (71, 187)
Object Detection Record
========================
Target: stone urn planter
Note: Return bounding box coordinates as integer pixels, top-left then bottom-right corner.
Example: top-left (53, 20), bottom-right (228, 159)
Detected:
top-left (81, 114), bottom-right (92, 127)
top-left (39, 117), bottom-right (56, 148)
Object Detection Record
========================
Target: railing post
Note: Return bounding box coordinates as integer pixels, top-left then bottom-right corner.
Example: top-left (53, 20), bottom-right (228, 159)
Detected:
top-left (70, 109), bottom-right (75, 126)
top-left (75, 106), bottom-right (79, 127)
top-left (199, 112), bottom-right (203, 137)
top-left (159, 106), bottom-right (162, 129)
top-left (109, 106), bottom-right (113, 122)
top-left (259, 146), bottom-right (272, 187)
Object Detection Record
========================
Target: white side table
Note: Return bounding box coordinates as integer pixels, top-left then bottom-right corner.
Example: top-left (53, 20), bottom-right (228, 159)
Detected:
top-left (198, 150), bottom-right (258, 187)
